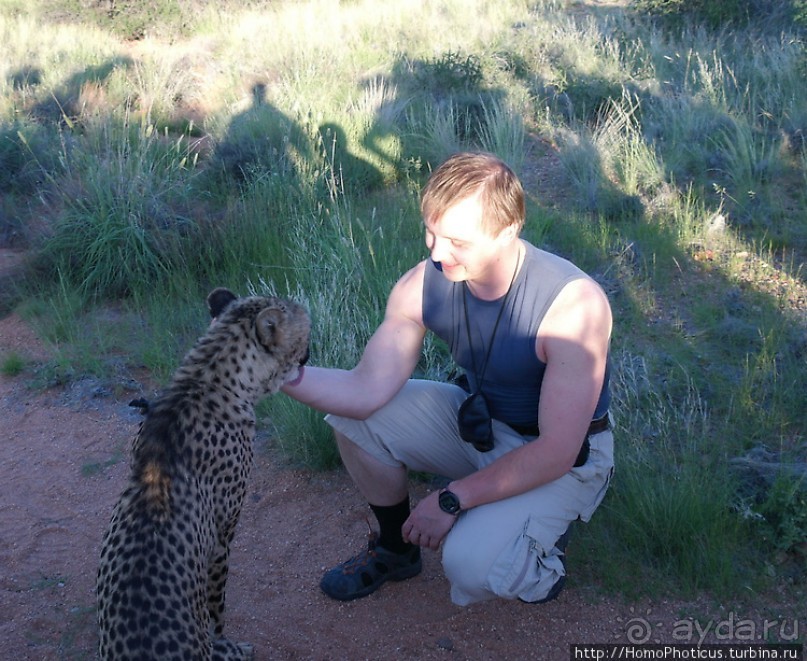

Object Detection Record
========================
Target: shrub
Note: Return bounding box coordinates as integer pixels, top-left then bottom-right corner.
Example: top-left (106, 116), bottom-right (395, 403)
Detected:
top-left (1, 352), bottom-right (26, 377)
top-left (632, 0), bottom-right (806, 30)
top-left (40, 0), bottom-right (193, 39)
top-left (0, 122), bottom-right (60, 195)
top-left (33, 119), bottom-right (199, 300)
top-left (409, 51), bottom-right (496, 145)
top-left (413, 51), bottom-right (484, 96)
top-left (756, 473), bottom-right (807, 561)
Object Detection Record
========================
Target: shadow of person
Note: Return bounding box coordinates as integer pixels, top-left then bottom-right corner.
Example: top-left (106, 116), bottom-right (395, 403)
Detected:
top-left (212, 82), bottom-right (314, 184)
top-left (9, 66), bottom-right (43, 91)
top-left (317, 122), bottom-right (384, 196)
top-left (29, 57), bottom-right (133, 127)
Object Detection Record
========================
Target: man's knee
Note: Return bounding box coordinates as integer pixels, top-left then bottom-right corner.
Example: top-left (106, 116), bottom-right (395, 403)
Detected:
top-left (329, 424), bottom-right (408, 505)
top-left (441, 518), bottom-right (567, 606)
top-left (441, 529), bottom-right (498, 604)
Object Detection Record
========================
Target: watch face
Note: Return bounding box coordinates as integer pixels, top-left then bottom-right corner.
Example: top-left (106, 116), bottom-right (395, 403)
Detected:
top-left (439, 490), bottom-right (461, 515)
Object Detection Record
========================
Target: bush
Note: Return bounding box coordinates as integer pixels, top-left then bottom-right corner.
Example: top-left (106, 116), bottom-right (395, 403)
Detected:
top-left (40, 0), bottom-right (192, 39)
top-left (33, 119), bottom-right (200, 300)
top-left (756, 473), bottom-right (807, 561)
top-left (413, 51), bottom-right (484, 95)
top-left (0, 122), bottom-right (59, 195)
top-left (632, 0), bottom-right (805, 30)
top-left (409, 51), bottom-right (497, 145)
top-left (1, 352), bottom-right (26, 377)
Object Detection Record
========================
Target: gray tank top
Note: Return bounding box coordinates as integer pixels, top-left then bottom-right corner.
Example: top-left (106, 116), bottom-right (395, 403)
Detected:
top-left (422, 242), bottom-right (610, 428)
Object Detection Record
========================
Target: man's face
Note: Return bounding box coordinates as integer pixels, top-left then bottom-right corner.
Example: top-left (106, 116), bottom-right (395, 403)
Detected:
top-left (423, 192), bottom-right (509, 283)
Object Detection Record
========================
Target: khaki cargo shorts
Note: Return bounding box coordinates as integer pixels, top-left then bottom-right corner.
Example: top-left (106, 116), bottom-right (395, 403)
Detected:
top-left (326, 379), bottom-right (614, 606)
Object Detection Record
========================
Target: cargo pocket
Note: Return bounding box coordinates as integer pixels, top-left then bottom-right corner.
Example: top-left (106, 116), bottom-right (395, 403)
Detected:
top-left (486, 515), bottom-right (566, 603)
top-left (569, 433), bottom-right (614, 522)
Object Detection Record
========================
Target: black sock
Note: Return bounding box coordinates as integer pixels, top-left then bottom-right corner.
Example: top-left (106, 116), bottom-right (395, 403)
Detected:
top-left (370, 497), bottom-right (412, 554)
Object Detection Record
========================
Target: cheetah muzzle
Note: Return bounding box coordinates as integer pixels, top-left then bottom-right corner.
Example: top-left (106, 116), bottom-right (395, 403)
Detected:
top-left (97, 288), bottom-right (310, 660)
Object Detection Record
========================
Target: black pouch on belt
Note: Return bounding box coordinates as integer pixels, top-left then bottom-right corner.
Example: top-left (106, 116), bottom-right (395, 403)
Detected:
top-left (457, 391), bottom-right (495, 453)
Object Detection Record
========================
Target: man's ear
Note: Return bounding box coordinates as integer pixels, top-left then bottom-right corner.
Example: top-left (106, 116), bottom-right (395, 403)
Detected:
top-left (498, 224), bottom-right (519, 242)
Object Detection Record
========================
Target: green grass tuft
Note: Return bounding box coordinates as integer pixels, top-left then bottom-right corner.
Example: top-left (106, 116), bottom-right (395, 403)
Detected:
top-left (1, 352), bottom-right (26, 376)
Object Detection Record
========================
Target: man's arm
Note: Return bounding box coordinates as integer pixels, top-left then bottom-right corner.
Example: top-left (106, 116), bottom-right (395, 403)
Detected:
top-left (451, 277), bottom-right (612, 508)
top-left (405, 276), bottom-right (611, 549)
top-left (281, 262), bottom-right (428, 419)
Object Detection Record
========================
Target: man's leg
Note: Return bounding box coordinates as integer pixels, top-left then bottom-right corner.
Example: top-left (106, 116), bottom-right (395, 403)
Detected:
top-left (319, 431), bottom-right (421, 601)
top-left (442, 427), bottom-right (614, 606)
top-left (336, 429), bottom-right (413, 552)
top-left (334, 430), bottom-right (408, 505)
top-left (319, 380), bottom-right (475, 601)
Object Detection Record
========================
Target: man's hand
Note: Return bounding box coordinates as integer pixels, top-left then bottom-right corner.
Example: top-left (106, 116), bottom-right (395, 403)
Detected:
top-left (402, 491), bottom-right (457, 550)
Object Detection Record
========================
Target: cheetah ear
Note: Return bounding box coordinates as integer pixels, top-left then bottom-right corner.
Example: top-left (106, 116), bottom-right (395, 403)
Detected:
top-left (207, 288), bottom-right (238, 319)
top-left (255, 307), bottom-right (283, 348)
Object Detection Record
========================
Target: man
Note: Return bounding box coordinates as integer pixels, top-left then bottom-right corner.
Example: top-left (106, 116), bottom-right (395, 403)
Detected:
top-left (283, 151), bottom-right (613, 605)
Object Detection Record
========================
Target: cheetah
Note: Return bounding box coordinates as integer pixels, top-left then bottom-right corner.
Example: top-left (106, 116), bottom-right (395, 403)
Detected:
top-left (97, 287), bottom-right (310, 660)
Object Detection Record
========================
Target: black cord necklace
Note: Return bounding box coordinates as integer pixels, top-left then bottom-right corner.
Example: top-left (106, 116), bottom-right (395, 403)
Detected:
top-left (462, 246), bottom-right (522, 386)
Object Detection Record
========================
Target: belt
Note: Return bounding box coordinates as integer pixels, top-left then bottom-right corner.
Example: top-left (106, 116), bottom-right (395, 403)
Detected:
top-left (587, 414), bottom-right (611, 436)
top-left (509, 413), bottom-right (610, 467)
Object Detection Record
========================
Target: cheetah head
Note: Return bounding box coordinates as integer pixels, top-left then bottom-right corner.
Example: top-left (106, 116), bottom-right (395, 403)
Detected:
top-left (205, 287), bottom-right (311, 395)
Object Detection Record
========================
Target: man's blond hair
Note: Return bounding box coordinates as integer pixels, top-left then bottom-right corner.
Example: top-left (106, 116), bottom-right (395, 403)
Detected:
top-left (420, 152), bottom-right (525, 235)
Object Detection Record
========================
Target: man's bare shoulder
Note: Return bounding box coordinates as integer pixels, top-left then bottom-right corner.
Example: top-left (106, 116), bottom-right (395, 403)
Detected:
top-left (551, 276), bottom-right (610, 319)
top-left (538, 276), bottom-right (612, 355)
top-left (396, 259), bottom-right (427, 287)
top-left (386, 260), bottom-right (428, 327)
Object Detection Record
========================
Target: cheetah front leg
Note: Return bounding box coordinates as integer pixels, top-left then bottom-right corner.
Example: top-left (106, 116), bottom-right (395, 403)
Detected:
top-left (208, 542), bottom-right (254, 660)
top-left (207, 541), bottom-right (231, 637)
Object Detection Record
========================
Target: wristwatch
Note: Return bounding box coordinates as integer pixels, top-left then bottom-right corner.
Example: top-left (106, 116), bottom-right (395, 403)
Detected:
top-left (438, 489), bottom-right (462, 515)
